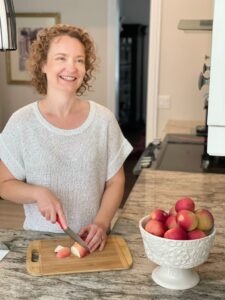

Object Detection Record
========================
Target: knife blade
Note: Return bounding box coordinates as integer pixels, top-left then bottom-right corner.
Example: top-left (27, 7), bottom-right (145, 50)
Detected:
top-left (56, 215), bottom-right (90, 251)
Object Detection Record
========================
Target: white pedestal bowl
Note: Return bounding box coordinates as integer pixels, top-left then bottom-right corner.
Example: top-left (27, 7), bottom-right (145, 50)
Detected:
top-left (139, 215), bottom-right (216, 290)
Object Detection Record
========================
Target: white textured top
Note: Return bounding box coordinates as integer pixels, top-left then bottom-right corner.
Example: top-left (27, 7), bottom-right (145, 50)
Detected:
top-left (0, 100), bottom-right (133, 233)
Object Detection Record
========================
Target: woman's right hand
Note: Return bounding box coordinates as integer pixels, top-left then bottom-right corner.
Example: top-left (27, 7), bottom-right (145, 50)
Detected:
top-left (35, 187), bottom-right (67, 228)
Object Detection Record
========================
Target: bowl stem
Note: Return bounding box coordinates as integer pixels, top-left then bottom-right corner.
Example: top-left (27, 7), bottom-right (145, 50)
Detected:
top-left (152, 265), bottom-right (200, 290)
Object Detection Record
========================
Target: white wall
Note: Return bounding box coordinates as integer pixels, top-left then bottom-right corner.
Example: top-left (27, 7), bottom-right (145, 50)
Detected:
top-left (0, 0), bottom-right (109, 130)
top-left (157, 0), bottom-right (213, 137)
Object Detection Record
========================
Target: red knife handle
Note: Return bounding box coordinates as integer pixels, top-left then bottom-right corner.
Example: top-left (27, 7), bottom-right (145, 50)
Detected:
top-left (56, 214), bottom-right (64, 230)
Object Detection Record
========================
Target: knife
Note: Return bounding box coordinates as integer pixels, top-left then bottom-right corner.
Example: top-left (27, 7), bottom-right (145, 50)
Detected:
top-left (56, 214), bottom-right (90, 251)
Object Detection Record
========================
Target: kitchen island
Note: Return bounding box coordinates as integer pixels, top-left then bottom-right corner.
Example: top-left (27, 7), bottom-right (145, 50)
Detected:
top-left (0, 169), bottom-right (225, 299)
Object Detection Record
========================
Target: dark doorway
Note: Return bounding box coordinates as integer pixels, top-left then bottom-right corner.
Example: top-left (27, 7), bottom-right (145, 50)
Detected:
top-left (119, 0), bottom-right (150, 205)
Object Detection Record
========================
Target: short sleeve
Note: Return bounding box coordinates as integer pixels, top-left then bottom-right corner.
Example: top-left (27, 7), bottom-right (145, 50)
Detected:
top-left (106, 116), bottom-right (133, 180)
top-left (0, 114), bottom-right (26, 180)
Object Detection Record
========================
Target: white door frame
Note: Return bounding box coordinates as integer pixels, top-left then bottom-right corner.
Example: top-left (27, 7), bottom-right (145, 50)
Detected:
top-left (146, 0), bottom-right (162, 145)
top-left (106, 0), bottom-right (120, 118)
top-left (107, 0), bottom-right (162, 144)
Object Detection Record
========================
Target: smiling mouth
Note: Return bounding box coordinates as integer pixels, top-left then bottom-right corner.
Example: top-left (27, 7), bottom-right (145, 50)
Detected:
top-left (60, 75), bottom-right (77, 81)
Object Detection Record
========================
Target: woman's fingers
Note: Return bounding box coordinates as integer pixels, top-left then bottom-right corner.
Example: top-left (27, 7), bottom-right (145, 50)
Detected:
top-left (89, 235), bottom-right (107, 252)
top-left (99, 238), bottom-right (107, 251)
top-left (37, 188), bottom-right (67, 227)
top-left (79, 224), bottom-right (90, 237)
top-left (43, 211), bottom-right (50, 220)
top-left (55, 208), bottom-right (67, 228)
top-left (79, 223), bottom-right (107, 252)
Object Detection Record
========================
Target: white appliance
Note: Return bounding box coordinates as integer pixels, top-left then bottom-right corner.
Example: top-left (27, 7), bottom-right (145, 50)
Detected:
top-left (207, 0), bottom-right (225, 156)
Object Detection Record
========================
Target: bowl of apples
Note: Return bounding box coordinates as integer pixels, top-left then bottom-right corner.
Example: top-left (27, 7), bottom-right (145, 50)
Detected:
top-left (139, 197), bottom-right (216, 290)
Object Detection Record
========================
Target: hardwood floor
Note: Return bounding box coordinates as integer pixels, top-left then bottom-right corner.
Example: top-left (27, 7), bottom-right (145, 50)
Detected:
top-left (0, 199), bottom-right (24, 229)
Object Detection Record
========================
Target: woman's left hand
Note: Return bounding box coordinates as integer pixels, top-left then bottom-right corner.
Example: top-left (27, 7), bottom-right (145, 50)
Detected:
top-left (79, 223), bottom-right (107, 252)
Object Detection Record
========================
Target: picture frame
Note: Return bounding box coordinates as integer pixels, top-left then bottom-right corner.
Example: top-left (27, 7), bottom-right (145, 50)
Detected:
top-left (6, 13), bottom-right (60, 84)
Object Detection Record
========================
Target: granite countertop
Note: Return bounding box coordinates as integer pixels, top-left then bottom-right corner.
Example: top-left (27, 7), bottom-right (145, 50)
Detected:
top-left (0, 169), bottom-right (225, 299)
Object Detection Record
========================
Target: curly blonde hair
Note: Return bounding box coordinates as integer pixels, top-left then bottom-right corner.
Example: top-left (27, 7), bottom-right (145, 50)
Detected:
top-left (27, 24), bottom-right (97, 95)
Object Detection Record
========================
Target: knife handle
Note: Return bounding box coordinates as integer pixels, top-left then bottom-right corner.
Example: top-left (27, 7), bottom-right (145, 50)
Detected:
top-left (56, 214), bottom-right (64, 230)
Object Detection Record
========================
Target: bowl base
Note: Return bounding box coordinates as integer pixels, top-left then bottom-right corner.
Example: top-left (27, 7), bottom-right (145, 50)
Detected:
top-left (152, 266), bottom-right (200, 290)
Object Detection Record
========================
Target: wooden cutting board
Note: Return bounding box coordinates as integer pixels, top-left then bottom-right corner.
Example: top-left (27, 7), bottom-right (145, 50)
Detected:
top-left (26, 235), bottom-right (132, 276)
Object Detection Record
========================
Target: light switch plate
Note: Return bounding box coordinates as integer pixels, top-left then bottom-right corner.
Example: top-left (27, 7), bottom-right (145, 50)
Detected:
top-left (158, 95), bottom-right (171, 109)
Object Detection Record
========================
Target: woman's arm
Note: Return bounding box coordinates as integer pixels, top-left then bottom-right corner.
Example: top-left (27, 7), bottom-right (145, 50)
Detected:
top-left (79, 166), bottom-right (125, 252)
top-left (94, 166), bottom-right (125, 231)
top-left (0, 160), bottom-right (67, 227)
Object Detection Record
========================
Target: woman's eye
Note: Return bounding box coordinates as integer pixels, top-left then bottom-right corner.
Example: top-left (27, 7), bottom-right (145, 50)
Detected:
top-left (56, 56), bottom-right (65, 61)
top-left (76, 59), bottom-right (85, 64)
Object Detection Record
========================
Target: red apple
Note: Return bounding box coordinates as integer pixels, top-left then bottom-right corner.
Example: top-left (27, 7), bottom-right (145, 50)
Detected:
top-left (150, 209), bottom-right (168, 223)
top-left (195, 208), bottom-right (214, 231)
top-left (71, 242), bottom-right (89, 258)
top-left (187, 229), bottom-right (207, 240)
top-left (176, 209), bottom-right (198, 231)
top-left (169, 206), bottom-right (177, 216)
top-left (165, 215), bottom-right (179, 229)
top-left (175, 197), bottom-right (195, 212)
top-left (145, 219), bottom-right (167, 237)
top-left (164, 227), bottom-right (188, 240)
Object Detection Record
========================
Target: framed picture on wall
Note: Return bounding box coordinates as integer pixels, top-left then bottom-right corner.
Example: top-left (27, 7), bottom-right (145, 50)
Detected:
top-left (6, 13), bottom-right (60, 85)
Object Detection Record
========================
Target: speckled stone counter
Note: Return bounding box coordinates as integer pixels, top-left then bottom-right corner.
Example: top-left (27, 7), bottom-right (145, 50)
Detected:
top-left (0, 170), bottom-right (225, 299)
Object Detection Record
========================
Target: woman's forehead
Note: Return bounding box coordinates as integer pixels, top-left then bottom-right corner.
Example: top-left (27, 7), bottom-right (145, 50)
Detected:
top-left (48, 35), bottom-right (85, 54)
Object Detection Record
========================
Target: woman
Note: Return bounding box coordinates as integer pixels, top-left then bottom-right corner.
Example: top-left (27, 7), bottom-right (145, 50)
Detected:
top-left (0, 24), bottom-right (133, 252)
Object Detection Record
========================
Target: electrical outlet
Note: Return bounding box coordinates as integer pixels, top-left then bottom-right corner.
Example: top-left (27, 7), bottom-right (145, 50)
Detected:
top-left (158, 95), bottom-right (171, 109)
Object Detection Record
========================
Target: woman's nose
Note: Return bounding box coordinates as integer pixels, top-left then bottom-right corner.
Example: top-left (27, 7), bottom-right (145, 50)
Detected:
top-left (65, 58), bottom-right (79, 70)
top-left (67, 61), bottom-right (78, 71)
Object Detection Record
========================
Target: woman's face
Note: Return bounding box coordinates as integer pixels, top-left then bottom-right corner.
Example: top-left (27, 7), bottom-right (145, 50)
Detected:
top-left (42, 35), bottom-right (86, 94)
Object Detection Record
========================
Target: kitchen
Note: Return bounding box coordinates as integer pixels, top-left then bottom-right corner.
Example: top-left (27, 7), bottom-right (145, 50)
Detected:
top-left (0, 0), bottom-right (225, 299)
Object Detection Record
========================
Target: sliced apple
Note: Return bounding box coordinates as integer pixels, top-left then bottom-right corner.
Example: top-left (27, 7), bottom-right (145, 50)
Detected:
top-left (71, 242), bottom-right (89, 258)
top-left (54, 245), bottom-right (71, 258)
top-left (54, 245), bottom-right (64, 253)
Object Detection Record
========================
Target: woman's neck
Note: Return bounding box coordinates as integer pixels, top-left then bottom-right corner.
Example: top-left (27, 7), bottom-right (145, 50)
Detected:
top-left (40, 92), bottom-right (81, 118)
top-left (37, 96), bottom-right (90, 130)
